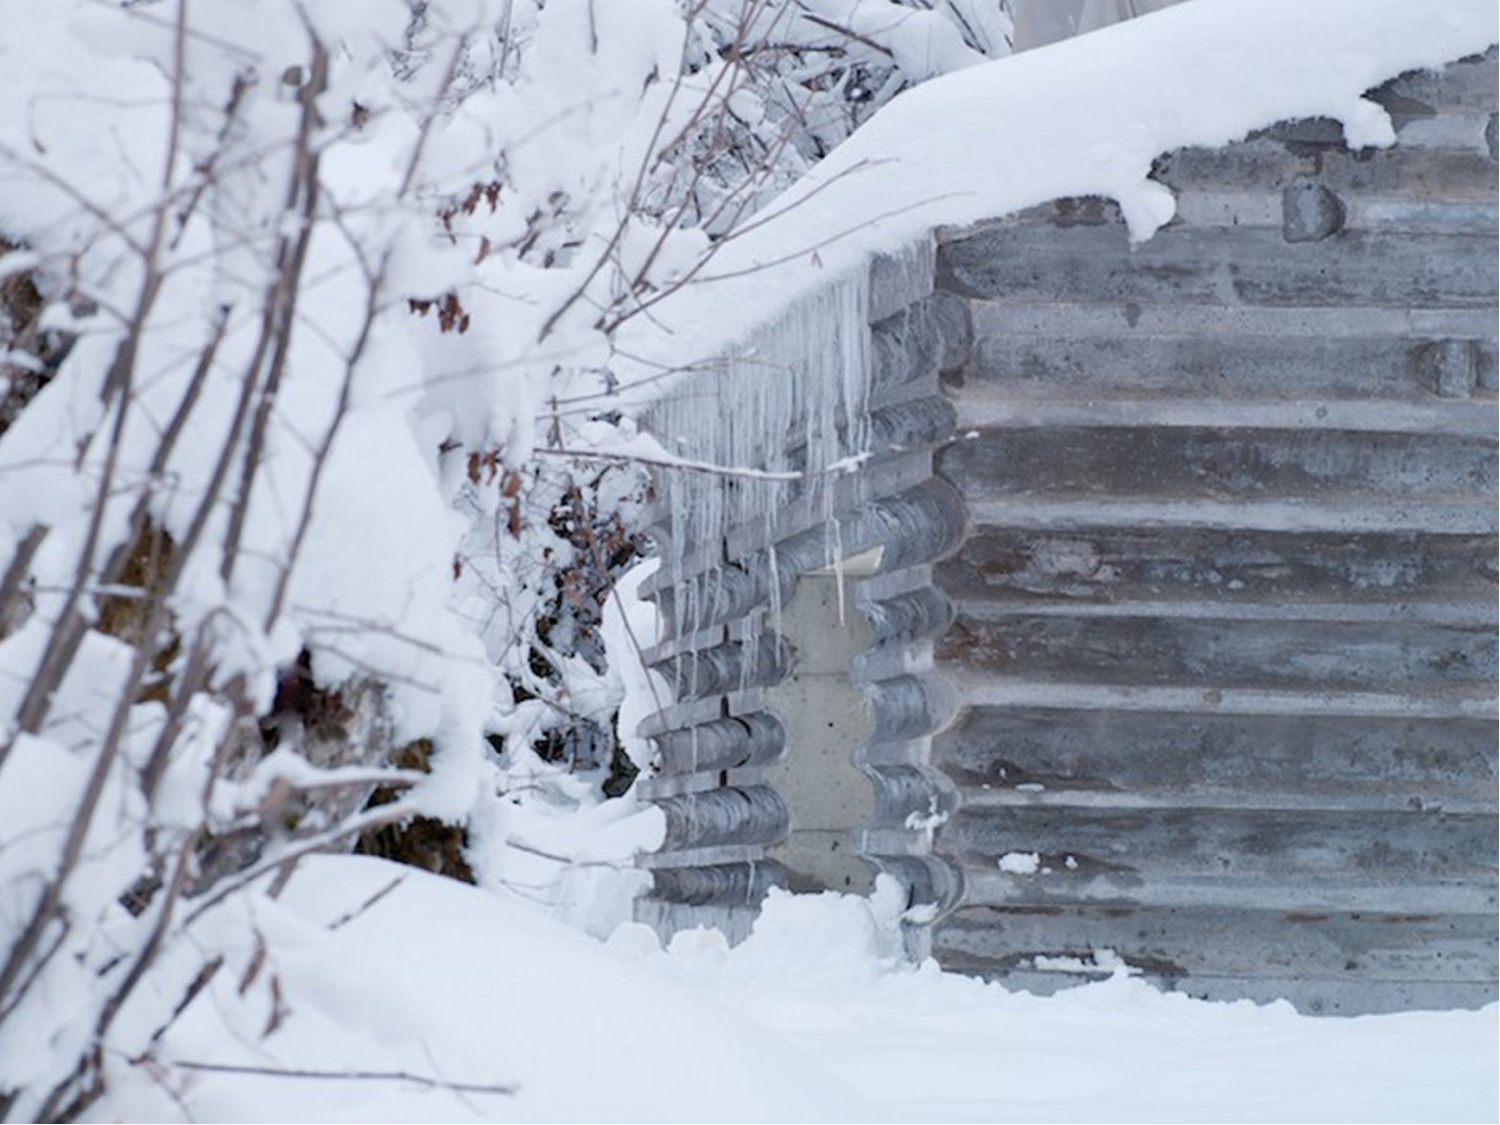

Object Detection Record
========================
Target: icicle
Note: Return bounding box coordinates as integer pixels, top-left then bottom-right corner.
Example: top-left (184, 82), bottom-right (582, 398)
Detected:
top-left (648, 261), bottom-right (872, 717)
top-left (829, 515), bottom-right (847, 627)
top-left (766, 541), bottom-right (783, 641)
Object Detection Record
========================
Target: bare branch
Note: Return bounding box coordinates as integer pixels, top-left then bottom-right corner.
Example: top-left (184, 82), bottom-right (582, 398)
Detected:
top-left (161, 1059), bottom-right (516, 1097)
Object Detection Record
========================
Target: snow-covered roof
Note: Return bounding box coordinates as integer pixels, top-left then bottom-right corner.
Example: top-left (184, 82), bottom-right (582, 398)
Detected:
top-left (620, 0), bottom-right (1496, 393)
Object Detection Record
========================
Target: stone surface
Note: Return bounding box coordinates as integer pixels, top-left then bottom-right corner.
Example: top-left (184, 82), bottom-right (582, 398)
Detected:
top-left (936, 527), bottom-right (1499, 606)
top-left (938, 224), bottom-right (1495, 309)
top-left (937, 425), bottom-right (1496, 501)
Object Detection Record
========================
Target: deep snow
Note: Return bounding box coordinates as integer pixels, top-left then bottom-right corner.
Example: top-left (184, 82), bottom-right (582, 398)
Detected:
top-left (99, 857), bottom-right (1499, 1124)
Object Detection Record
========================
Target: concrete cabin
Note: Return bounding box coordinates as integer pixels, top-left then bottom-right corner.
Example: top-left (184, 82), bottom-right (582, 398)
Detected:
top-left (633, 48), bottom-right (1498, 1015)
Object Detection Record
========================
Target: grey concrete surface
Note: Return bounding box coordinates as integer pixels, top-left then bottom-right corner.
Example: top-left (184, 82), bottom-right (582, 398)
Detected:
top-left (634, 51), bottom-right (1498, 1012)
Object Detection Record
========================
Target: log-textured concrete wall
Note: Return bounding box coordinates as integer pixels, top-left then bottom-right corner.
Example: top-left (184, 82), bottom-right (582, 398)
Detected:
top-left (636, 50), bottom-right (1498, 1013)
top-left (635, 244), bottom-right (970, 945)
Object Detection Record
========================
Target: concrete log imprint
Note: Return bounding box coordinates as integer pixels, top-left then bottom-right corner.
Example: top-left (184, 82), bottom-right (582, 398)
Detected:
top-left (635, 245), bottom-right (971, 945)
top-left (636, 51), bottom-right (1497, 1012)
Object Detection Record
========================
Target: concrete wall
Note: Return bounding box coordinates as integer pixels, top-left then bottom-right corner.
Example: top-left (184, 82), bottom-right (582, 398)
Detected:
top-left (635, 50), bottom-right (1498, 1012)
top-left (634, 243), bottom-right (970, 947)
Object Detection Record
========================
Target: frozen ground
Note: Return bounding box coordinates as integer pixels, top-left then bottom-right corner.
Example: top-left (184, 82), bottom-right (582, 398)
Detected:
top-left (99, 856), bottom-right (1498, 1124)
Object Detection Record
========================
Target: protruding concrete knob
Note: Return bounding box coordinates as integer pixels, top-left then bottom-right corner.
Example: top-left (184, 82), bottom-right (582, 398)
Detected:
top-left (1282, 180), bottom-right (1346, 242)
top-left (1416, 339), bottom-right (1480, 399)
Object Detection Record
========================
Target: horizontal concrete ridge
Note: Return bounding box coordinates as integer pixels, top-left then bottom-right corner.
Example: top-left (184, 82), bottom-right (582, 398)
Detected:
top-left (939, 425), bottom-right (1497, 501)
top-left (963, 325), bottom-right (1499, 403)
top-left (936, 614), bottom-right (1496, 691)
top-left (650, 712), bottom-right (786, 776)
top-left (656, 785), bottom-right (790, 851)
top-left (958, 303), bottom-right (1499, 402)
top-left (937, 226), bottom-right (1496, 309)
top-left (948, 397), bottom-right (1497, 436)
top-left (1172, 193), bottom-right (1496, 235)
top-left (966, 301), bottom-right (1496, 339)
top-left (929, 966), bottom-right (1495, 1018)
top-left (651, 635), bottom-right (793, 703)
top-left (952, 597), bottom-right (1494, 628)
top-left (936, 527), bottom-right (1498, 606)
top-left (1153, 139), bottom-right (1499, 200)
top-left (956, 872), bottom-right (1496, 919)
top-left (945, 805), bottom-right (1496, 881)
top-left (962, 498), bottom-right (1499, 534)
top-left (934, 708), bottom-right (1495, 799)
top-left (933, 904), bottom-right (1499, 1013)
top-left (870, 290), bottom-right (972, 401)
top-left (649, 860), bottom-right (791, 907)
top-left (867, 394), bottom-right (957, 449)
top-left (947, 679), bottom-right (1496, 719)
top-left (957, 789), bottom-right (1497, 816)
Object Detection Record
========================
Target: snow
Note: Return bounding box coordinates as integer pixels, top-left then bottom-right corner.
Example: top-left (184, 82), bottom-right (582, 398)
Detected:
top-left (601, 556), bottom-right (671, 775)
top-left (97, 856), bottom-right (1500, 1124)
top-left (3, 0), bottom-right (1496, 1119)
top-left (99, 856), bottom-right (868, 1125)
top-left (997, 850), bottom-right (1042, 874)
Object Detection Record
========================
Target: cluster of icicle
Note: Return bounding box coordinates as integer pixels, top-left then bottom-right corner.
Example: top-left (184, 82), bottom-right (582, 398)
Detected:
top-left (644, 264), bottom-right (872, 696)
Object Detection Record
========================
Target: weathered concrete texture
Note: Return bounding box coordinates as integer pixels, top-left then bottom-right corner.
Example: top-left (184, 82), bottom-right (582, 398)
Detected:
top-left (959, 307), bottom-right (1498, 402)
top-left (657, 635), bottom-right (793, 703)
top-left (764, 576), bottom-right (878, 893)
top-left (656, 785), bottom-right (790, 851)
top-left (930, 51), bottom-right (1498, 1012)
top-left (938, 225), bottom-right (1495, 309)
top-left (935, 708), bottom-right (1496, 811)
top-left (939, 613), bottom-right (1496, 691)
top-left (947, 806), bottom-right (1495, 900)
top-left (936, 528), bottom-right (1499, 606)
top-left (649, 860), bottom-right (791, 907)
top-left (635, 51), bottom-right (1497, 1011)
top-left (651, 712), bottom-right (786, 775)
top-left (940, 426), bottom-right (1496, 500)
top-left (934, 904), bottom-right (1497, 1015)
top-left (1158, 138), bottom-right (1498, 201)
top-left (871, 290), bottom-right (973, 401)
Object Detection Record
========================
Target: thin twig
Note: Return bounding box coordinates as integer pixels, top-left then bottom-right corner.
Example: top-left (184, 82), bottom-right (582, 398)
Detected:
top-left (182, 802), bottom-right (420, 925)
top-left (161, 1060), bottom-right (516, 1097)
top-left (328, 875), bottom-right (406, 931)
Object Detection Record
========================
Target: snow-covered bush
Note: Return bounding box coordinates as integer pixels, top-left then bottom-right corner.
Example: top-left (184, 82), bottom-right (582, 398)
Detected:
top-left (694, 0), bottom-right (1009, 171)
top-left (0, 0), bottom-right (1005, 1114)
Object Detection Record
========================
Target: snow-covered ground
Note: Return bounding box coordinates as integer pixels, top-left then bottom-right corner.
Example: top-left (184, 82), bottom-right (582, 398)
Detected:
top-left (101, 856), bottom-right (1498, 1124)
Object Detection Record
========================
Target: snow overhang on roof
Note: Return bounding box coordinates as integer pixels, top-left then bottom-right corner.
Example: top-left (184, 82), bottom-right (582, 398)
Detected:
top-left (621, 0), bottom-right (1498, 390)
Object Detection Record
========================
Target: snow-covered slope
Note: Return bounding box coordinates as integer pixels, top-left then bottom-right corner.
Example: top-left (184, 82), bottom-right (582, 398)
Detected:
top-left (100, 856), bottom-right (1499, 1123)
